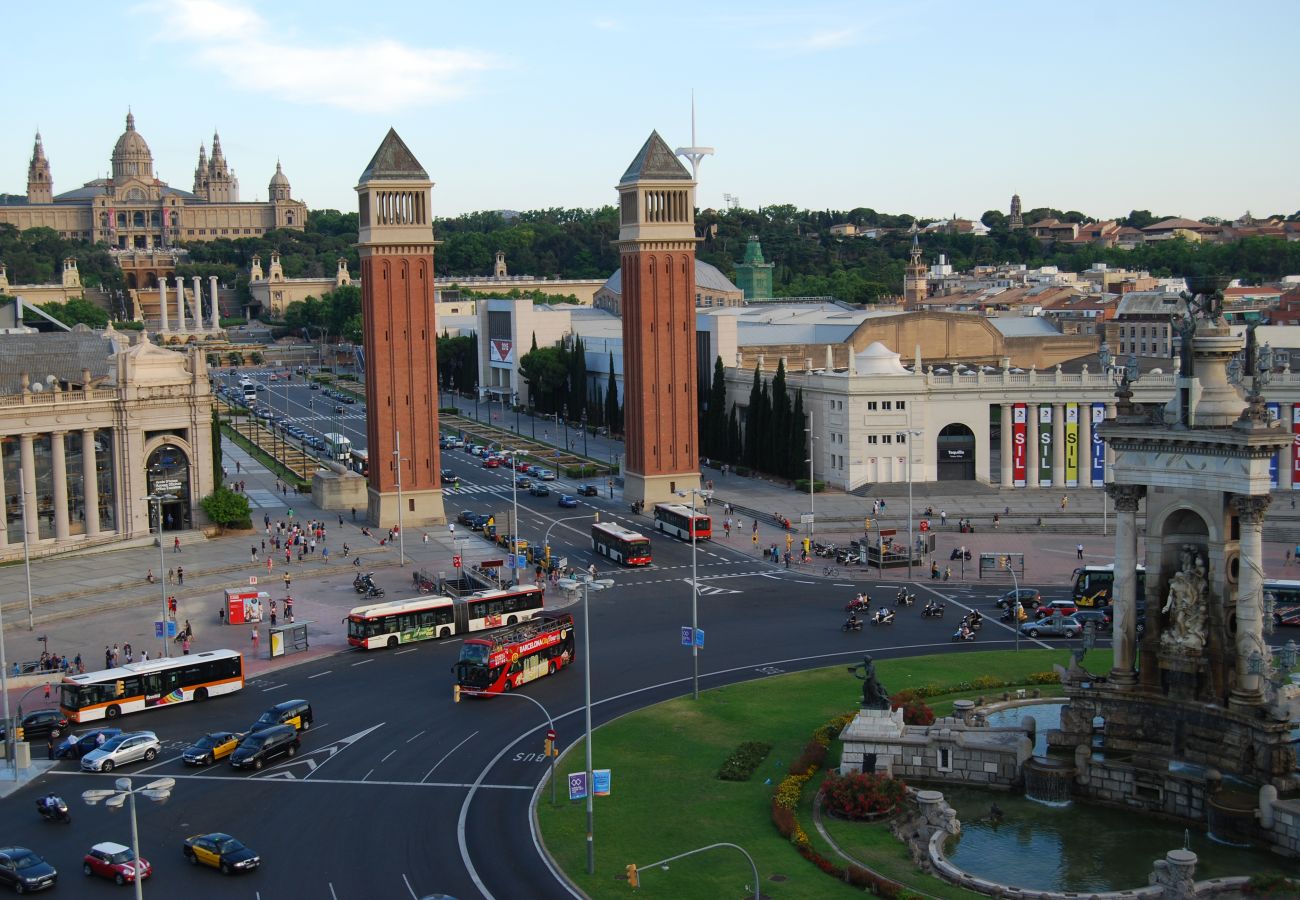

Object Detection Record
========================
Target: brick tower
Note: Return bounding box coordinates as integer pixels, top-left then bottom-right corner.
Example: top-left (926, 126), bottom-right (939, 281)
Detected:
top-left (617, 132), bottom-right (701, 505)
top-left (356, 129), bottom-right (445, 527)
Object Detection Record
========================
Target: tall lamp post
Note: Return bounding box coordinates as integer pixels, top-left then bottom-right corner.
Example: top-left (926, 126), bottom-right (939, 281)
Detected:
top-left (144, 492), bottom-right (176, 658)
top-left (513, 392), bottom-right (520, 433)
top-left (677, 488), bottom-right (709, 700)
top-left (1006, 556), bottom-right (1021, 653)
top-left (393, 431), bottom-right (407, 567)
top-left (21, 488), bottom-right (34, 629)
top-left (509, 450), bottom-right (521, 586)
top-left (581, 409), bottom-right (588, 458)
top-left (573, 574), bottom-right (613, 873)
top-left (0, 548), bottom-right (13, 779)
top-left (804, 410), bottom-right (817, 542)
top-left (903, 428), bottom-right (924, 580)
top-left (83, 777), bottom-right (174, 900)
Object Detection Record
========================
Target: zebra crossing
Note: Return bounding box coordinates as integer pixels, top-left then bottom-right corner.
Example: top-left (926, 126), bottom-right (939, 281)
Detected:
top-left (442, 484), bottom-right (506, 497)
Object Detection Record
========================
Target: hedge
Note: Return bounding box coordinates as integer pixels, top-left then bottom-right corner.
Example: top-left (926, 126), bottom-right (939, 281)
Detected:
top-left (794, 479), bottom-right (827, 493)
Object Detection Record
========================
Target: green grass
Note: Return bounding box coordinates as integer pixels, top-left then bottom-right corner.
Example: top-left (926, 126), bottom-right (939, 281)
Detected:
top-left (219, 424), bottom-right (310, 489)
top-left (536, 650), bottom-right (1069, 900)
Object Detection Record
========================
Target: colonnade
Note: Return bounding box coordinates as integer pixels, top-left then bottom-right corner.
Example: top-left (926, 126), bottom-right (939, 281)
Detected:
top-left (0, 429), bottom-right (110, 547)
top-left (158, 274), bottom-right (222, 333)
top-left (998, 401), bottom-right (1119, 488)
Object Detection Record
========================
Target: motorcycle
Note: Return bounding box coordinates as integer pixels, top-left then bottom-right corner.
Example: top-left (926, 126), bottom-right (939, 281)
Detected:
top-left (895, 588), bottom-right (916, 607)
top-left (629, 500), bottom-right (644, 515)
top-left (921, 601), bottom-right (945, 618)
top-left (841, 617), bottom-right (863, 633)
top-left (835, 548), bottom-right (860, 565)
top-left (871, 608), bottom-right (895, 626)
top-left (844, 595), bottom-right (871, 613)
top-left (813, 542), bottom-right (836, 558)
top-left (354, 573), bottom-right (378, 594)
top-left (364, 584), bottom-right (385, 599)
top-left (36, 796), bottom-right (70, 824)
top-left (951, 626), bottom-right (978, 642)
top-left (949, 548), bottom-right (973, 561)
top-left (962, 613), bottom-right (984, 631)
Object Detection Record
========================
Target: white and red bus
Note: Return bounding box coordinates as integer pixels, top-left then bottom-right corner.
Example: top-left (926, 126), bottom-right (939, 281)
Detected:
top-left (653, 503), bottom-right (712, 541)
top-left (455, 614), bottom-right (576, 695)
top-left (60, 650), bottom-right (245, 723)
top-left (592, 521), bottom-right (652, 566)
top-left (346, 584), bottom-right (545, 650)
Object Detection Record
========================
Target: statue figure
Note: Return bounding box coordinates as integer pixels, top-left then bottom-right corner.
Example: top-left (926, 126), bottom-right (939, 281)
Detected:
top-left (1161, 545), bottom-right (1209, 653)
top-left (848, 655), bottom-right (892, 710)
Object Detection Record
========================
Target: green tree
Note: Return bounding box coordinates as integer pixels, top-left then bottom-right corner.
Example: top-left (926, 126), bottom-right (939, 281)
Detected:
top-left (33, 298), bottom-right (109, 328)
top-left (200, 486), bottom-right (251, 530)
top-left (604, 354), bottom-right (620, 435)
top-left (702, 356), bottom-right (727, 459)
top-left (727, 403), bottom-right (742, 464)
top-left (769, 359), bottom-right (790, 477)
top-left (744, 366), bottom-right (763, 470)
top-left (518, 345), bottom-right (567, 415)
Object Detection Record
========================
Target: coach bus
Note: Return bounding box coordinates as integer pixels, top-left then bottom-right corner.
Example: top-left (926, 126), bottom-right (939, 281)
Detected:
top-left (349, 448), bottom-right (369, 477)
top-left (455, 614), bottom-right (576, 695)
top-left (1071, 563), bottom-right (1147, 608)
top-left (653, 503), bottom-right (712, 541)
top-left (240, 380), bottom-right (257, 404)
top-left (346, 584), bottom-right (546, 649)
top-left (60, 649), bottom-right (245, 723)
top-left (323, 433), bottom-right (353, 462)
top-left (591, 521), bottom-right (652, 566)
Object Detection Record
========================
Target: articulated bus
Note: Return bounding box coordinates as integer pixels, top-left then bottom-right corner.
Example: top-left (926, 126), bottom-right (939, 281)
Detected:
top-left (60, 649), bottom-right (245, 723)
top-left (652, 503), bottom-right (712, 541)
top-left (346, 584), bottom-right (546, 649)
top-left (455, 614), bottom-right (576, 695)
top-left (1264, 580), bottom-right (1300, 626)
top-left (591, 522), bottom-right (652, 566)
top-left (1071, 564), bottom-right (1147, 608)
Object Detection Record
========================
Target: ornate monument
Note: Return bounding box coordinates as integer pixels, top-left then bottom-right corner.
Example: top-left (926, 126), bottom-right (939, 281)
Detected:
top-left (849, 655), bottom-right (892, 710)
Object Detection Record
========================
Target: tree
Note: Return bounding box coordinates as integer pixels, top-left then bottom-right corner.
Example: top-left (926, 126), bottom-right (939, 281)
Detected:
top-left (200, 486), bottom-right (251, 530)
top-left (744, 366), bottom-right (763, 470)
top-left (702, 356), bottom-right (728, 459)
top-left (33, 298), bottom-right (108, 329)
top-left (518, 345), bottom-right (567, 415)
top-left (604, 354), bottom-right (620, 436)
top-left (727, 403), bottom-right (742, 463)
top-left (980, 209), bottom-right (1008, 231)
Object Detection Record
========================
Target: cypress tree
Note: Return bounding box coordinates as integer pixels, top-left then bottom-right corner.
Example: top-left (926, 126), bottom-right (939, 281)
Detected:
top-left (605, 354), bottom-right (619, 435)
top-left (770, 359), bottom-right (790, 477)
top-left (744, 366), bottom-right (762, 469)
top-left (727, 403), bottom-right (742, 463)
top-left (705, 356), bottom-right (727, 458)
top-left (791, 388), bottom-right (806, 481)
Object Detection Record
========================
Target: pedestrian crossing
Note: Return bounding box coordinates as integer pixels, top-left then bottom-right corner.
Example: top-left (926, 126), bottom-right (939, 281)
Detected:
top-left (442, 484), bottom-right (505, 497)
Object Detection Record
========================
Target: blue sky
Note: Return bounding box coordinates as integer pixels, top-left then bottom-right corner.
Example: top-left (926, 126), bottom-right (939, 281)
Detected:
top-left (4, 0), bottom-right (1296, 221)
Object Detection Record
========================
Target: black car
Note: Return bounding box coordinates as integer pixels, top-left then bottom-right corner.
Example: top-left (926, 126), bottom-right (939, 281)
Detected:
top-left (576, 484), bottom-right (599, 497)
top-left (54, 728), bottom-right (122, 759)
top-left (0, 709), bottom-right (68, 742)
top-left (528, 483), bottom-right (551, 497)
top-left (442, 469), bottom-right (459, 484)
top-left (229, 725), bottom-right (300, 770)
top-left (0, 847), bottom-right (57, 893)
top-left (1071, 608), bottom-right (1113, 632)
top-left (995, 588), bottom-right (1042, 610)
top-left (342, 395), bottom-right (356, 404)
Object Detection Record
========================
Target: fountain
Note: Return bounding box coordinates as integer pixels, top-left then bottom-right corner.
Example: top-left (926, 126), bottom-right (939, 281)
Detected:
top-left (1023, 756), bottom-right (1075, 806)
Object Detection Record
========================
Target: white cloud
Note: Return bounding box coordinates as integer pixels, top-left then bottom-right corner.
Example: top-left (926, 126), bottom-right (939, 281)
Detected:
top-left (137, 0), bottom-right (494, 113)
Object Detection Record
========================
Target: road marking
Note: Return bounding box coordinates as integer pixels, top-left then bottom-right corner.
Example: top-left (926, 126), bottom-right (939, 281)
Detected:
top-left (406, 730), bottom-right (425, 743)
top-left (351, 658), bottom-right (374, 666)
top-left (308, 670), bottom-right (332, 679)
top-left (259, 722), bottom-right (384, 781)
top-left (395, 647), bottom-right (418, 655)
top-left (422, 730), bottom-right (479, 783)
top-left (382, 749), bottom-right (397, 763)
top-left (362, 768), bottom-right (374, 782)
top-left (260, 683), bottom-right (289, 692)
top-left (330, 883), bottom-right (339, 900)
top-left (403, 873), bottom-right (420, 899)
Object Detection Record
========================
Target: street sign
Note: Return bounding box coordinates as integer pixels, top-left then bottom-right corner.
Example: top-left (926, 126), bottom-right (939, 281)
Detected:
top-left (507, 556), bottom-right (516, 569)
top-left (568, 772), bottom-right (588, 801)
top-left (516, 553), bottom-right (527, 569)
top-left (681, 627), bottom-right (693, 646)
top-left (800, 513), bottom-right (814, 524)
top-left (546, 728), bottom-right (556, 741)
top-left (452, 556), bottom-right (462, 569)
top-left (593, 769), bottom-right (611, 796)
top-left (694, 628), bottom-right (705, 648)
top-left (249, 576), bottom-right (258, 585)
top-left (154, 620), bottom-right (178, 638)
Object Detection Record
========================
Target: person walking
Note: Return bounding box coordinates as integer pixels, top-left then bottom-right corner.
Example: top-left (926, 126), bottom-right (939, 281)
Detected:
top-left (182, 637), bottom-right (191, 655)
top-left (1061, 495), bottom-right (1069, 511)
top-left (944, 566), bottom-right (952, 581)
top-left (251, 545), bottom-right (258, 563)
top-left (251, 626), bottom-right (260, 653)
top-left (104, 646), bottom-right (112, 669)
top-left (1076, 543), bottom-right (1084, 560)
top-left (940, 509), bottom-right (947, 526)
top-left (173, 535), bottom-right (181, 553)
top-left (111, 644), bottom-right (119, 667)
top-left (177, 566), bottom-right (184, 586)
top-left (322, 545), bottom-right (330, 563)
top-left (284, 596), bottom-right (294, 623)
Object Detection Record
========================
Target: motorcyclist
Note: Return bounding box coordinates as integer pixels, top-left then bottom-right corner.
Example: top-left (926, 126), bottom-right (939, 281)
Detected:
top-left (969, 610), bottom-right (983, 628)
top-left (959, 624), bottom-right (972, 640)
top-left (40, 794), bottom-right (61, 814)
top-left (874, 607), bottom-right (892, 624)
top-left (844, 613), bottom-right (860, 630)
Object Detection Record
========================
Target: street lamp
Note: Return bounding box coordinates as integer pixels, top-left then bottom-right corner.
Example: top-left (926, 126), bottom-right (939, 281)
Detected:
top-left (677, 488), bottom-right (709, 700)
top-left (902, 428), bottom-right (924, 580)
top-left (0, 551), bottom-right (13, 780)
top-left (581, 409), bottom-right (589, 458)
top-left (1005, 556), bottom-right (1021, 653)
top-left (82, 777), bottom-right (174, 900)
top-left (568, 574), bottom-right (613, 874)
top-left (21, 487), bottom-right (34, 630)
top-left (513, 392), bottom-right (520, 433)
top-left (393, 431), bottom-right (407, 567)
top-left (804, 410), bottom-right (816, 542)
top-left (143, 492), bottom-right (177, 658)
top-left (508, 450), bottom-right (521, 586)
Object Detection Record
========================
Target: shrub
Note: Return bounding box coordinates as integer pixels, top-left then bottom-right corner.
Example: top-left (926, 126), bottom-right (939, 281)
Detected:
top-left (789, 740), bottom-right (827, 776)
top-left (200, 486), bottom-right (252, 530)
top-left (1245, 874), bottom-right (1300, 897)
top-left (820, 770), bottom-right (908, 819)
top-left (773, 772), bottom-right (812, 810)
top-left (438, 406), bottom-right (459, 415)
top-left (1027, 670), bottom-right (1060, 684)
top-left (793, 479), bottom-right (826, 493)
top-left (717, 741), bottom-right (771, 781)
top-left (733, 465), bottom-right (750, 477)
top-left (813, 713), bottom-right (854, 746)
top-left (971, 675), bottom-right (1005, 690)
top-left (889, 689), bottom-right (935, 726)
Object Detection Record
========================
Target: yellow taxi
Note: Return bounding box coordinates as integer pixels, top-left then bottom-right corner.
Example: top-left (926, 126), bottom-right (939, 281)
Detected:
top-left (181, 731), bottom-right (242, 766)
top-left (182, 833), bottom-right (260, 874)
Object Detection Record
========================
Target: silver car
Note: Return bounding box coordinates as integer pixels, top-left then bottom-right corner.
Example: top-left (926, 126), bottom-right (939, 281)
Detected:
top-left (80, 731), bottom-right (161, 772)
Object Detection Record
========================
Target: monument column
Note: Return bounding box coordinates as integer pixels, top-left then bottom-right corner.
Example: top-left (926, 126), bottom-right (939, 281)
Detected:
top-left (1078, 404), bottom-right (1092, 486)
top-left (1281, 406), bottom-right (1294, 491)
top-left (82, 429), bottom-right (100, 538)
top-left (1052, 402), bottom-right (1066, 487)
top-left (999, 403), bottom-right (1013, 486)
top-left (159, 277), bottom-right (170, 332)
top-left (174, 276), bottom-right (186, 332)
top-left (50, 432), bottom-right (70, 540)
top-left (0, 442), bottom-right (8, 547)
top-left (1108, 484), bottom-right (1145, 684)
top-left (1025, 403), bottom-right (1040, 487)
top-left (209, 275), bottom-right (221, 330)
top-left (1230, 494), bottom-right (1271, 707)
top-left (19, 433), bottom-right (38, 544)
top-left (191, 275), bottom-right (203, 329)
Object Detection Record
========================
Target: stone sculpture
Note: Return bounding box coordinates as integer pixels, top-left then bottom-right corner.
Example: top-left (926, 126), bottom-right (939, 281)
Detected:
top-left (1161, 545), bottom-right (1208, 653)
top-left (848, 655), bottom-right (892, 710)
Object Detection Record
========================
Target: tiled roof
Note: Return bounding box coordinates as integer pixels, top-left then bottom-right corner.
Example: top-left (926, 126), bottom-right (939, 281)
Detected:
top-left (600, 259), bottom-right (738, 295)
top-left (0, 327), bottom-right (116, 395)
top-left (358, 128), bottom-right (428, 182)
top-left (620, 132), bottom-right (691, 184)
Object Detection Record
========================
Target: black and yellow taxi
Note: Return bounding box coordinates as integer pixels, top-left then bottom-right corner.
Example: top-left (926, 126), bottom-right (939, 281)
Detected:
top-left (182, 833), bottom-right (260, 875)
top-left (182, 731), bottom-right (242, 766)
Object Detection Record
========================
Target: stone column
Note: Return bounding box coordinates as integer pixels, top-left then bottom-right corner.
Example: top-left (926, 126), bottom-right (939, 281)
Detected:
top-left (159, 277), bottom-right (170, 332)
top-left (0, 442), bottom-right (8, 548)
top-left (1052, 402), bottom-right (1066, 488)
top-left (50, 432), bottom-right (69, 540)
top-left (1109, 484), bottom-right (1145, 685)
top-left (999, 403), bottom-right (1013, 486)
top-left (1282, 407), bottom-right (1294, 492)
top-left (1026, 403), bottom-right (1040, 488)
top-left (1231, 494), bottom-right (1271, 707)
top-left (191, 275), bottom-right (203, 329)
top-left (174, 276), bottom-right (186, 332)
top-left (19, 433), bottom-right (37, 544)
top-left (209, 275), bottom-right (221, 330)
top-left (1078, 404), bottom-right (1092, 487)
top-left (82, 429), bottom-right (100, 538)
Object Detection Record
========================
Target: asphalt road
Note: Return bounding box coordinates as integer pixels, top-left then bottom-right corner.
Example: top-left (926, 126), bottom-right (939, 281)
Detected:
top-left (1, 436), bottom-right (1084, 899)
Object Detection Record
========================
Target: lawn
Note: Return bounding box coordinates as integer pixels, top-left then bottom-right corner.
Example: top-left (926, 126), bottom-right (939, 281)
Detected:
top-left (535, 649), bottom-right (1069, 899)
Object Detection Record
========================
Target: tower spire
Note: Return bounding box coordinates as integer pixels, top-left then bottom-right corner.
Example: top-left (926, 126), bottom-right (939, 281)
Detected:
top-left (27, 131), bottom-right (53, 203)
top-left (673, 90), bottom-right (714, 182)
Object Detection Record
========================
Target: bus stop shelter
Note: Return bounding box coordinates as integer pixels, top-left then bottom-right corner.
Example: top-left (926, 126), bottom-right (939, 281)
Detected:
top-left (268, 621), bottom-right (312, 658)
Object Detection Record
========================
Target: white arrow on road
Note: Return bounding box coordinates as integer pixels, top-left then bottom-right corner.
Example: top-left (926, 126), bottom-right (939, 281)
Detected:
top-left (258, 722), bottom-right (385, 780)
top-left (684, 578), bottom-right (740, 596)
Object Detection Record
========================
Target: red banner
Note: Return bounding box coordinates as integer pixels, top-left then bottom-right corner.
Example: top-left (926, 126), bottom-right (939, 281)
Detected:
top-left (1012, 403), bottom-right (1027, 487)
top-left (1293, 404), bottom-right (1300, 483)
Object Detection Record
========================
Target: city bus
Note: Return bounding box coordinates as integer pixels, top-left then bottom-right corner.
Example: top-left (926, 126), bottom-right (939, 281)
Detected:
top-left (454, 614), bottom-right (576, 695)
top-left (59, 649), bottom-right (245, 723)
top-left (323, 433), bottom-right (353, 462)
top-left (653, 503), bottom-right (712, 541)
top-left (1071, 564), bottom-right (1147, 608)
top-left (349, 448), bottom-right (369, 477)
top-left (1264, 580), bottom-right (1300, 626)
top-left (591, 521), bottom-right (652, 566)
top-left (240, 380), bottom-right (257, 404)
top-left (346, 585), bottom-right (546, 649)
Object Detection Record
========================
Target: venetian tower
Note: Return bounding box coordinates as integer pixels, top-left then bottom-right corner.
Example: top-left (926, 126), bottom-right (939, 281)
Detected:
top-left (356, 129), bottom-right (445, 527)
top-left (617, 132), bottom-right (701, 505)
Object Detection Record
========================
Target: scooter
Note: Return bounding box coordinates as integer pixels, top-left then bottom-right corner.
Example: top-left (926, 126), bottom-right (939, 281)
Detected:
top-left (950, 548), bottom-right (973, 561)
top-left (871, 608), bottom-right (896, 626)
top-left (921, 601), bottom-right (945, 618)
top-left (844, 595), bottom-right (871, 613)
top-left (951, 627), bottom-right (977, 642)
top-left (962, 613), bottom-right (984, 631)
top-left (895, 588), bottom-right (916, 607)
top-left (36, 796), bottom-right (70, 824)
top-left (364, 584), bottom-right (385, 599)
top-left (814, 542), bottom-right (837, 558)
top-left (629, 500), bottom-right (644, 515)
top-left (354, 573), bottom-right (377, 594)
top-left (841, 617), bottom-right (863, 633)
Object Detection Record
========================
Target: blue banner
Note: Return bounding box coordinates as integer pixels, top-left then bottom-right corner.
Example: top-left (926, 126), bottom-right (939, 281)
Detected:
top-left (1268, 402), bottom-right (1281, 487)
top-left (1090, 404), bottom-right (1106, 485)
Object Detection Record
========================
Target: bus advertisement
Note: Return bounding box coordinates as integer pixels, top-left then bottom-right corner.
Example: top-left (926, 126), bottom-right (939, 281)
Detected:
top-left (1265, 580), bottom-right (1300, 626)
top-left (652, 503), bottom-right (712, 541)
top-left (346, 584), bottom-right (546, 649)
top-left (349, 448), bottom-right (369, 477)
top-left (591, 522), bottom-right (652, 566)
top-left (60, 649), bottom-right (245, 723)
top-left (1071, 564), bottom-right (1147, 608)
top-left (454, 614), bottom-right (576, 695)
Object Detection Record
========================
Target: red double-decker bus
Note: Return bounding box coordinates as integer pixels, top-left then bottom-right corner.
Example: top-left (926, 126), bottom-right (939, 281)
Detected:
top-left (652, 503), bottom-right (712, 541)
top-left (454, 614), bottom-right (576, 695)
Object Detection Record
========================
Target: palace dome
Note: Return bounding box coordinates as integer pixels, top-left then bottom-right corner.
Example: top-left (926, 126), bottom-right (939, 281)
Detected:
top-left (111, 112), bottom-right (154, 181)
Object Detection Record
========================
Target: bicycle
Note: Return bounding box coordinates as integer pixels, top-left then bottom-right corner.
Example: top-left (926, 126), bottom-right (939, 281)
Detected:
top-left (823, 566), bottom-right (837, 578)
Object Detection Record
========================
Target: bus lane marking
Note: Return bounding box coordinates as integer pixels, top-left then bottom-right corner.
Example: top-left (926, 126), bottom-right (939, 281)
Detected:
top-left (257, 722), bottom-right (384, 781)
top-left (260, 683), bottom-right (289, 692)
top-left (308, 670), bottom-right (332, 678)
top-left (422, 730), bottom-right (479, 783)
top-left (351, 658), bottom-right (374, 666)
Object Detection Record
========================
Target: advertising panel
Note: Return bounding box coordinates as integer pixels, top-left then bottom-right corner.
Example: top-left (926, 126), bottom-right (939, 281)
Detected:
top-left (1064, 402), bottom-right (1079, 487)
top-left (489, 339), bottom-right (514, 366)
top-left (1012, 403), bottom-right (1027, 487)
top-left (1038, 405), bottom-right (1054, 487)
top-left (1268, 402), bottom-right (1280, 488)
top-left (1090, 403), bottom-right (1106, 485)
top-left (1293, 404), bottom-right (1300, 486)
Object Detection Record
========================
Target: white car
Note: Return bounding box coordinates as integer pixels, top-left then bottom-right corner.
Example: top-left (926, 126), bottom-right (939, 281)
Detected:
top-left (80, 732), bottom-right (161, 772)
top-left (537, 469), bottom-right (556, 481)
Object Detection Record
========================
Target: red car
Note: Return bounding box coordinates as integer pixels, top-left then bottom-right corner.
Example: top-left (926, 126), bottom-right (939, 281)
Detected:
top-left (1035, 599), bottom-right (1079, 620)
top-left (84, 842), bottom-right (151, 885)
top-left (482, 456), bottom-right (500, 468)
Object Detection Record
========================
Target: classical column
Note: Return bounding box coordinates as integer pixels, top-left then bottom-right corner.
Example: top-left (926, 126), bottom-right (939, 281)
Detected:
top-left (159, 277), bottom-right (170, 332)
top-left (209, 275), bottom-right (221, 330)
top-left (1108, 484), bottom-right (1145, 685)
top-left (174, 276), bottom-right (187, 331)
top-left (50, 432), bottom-right (69, 540)
top-left (1026, 403), bottom-right (1040, 488)
top-left (1231, 494), bottom-right (1271, 707)
top-left (1052, 402), bottom-right (1066, 488)
top-left (1282, 407), bottom-right (1294, 492)
top-left (191, 275), bottom-right (204, 328)
top-left (1078, 404), bottom-right (1092, 487)
top-left (19, 433), bottom-right (37, 544)
top-left (0, 442), bottom-right (8, 548)
top-left (82, 429), bottom-right (100, 538)
top-left (1000, 403), bottom-right (1013, 486)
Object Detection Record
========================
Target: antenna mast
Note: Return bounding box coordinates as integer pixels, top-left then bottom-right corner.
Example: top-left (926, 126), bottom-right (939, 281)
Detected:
top-left (674, 90), bottom-right (714, 181)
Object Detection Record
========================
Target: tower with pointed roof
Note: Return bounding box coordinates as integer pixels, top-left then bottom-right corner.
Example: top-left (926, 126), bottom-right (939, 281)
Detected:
top-left (903, 230), bottom-right (928, 307)
top-left (1009, 193), bottom-right (1023, 230)
top-left (192, 143), bottom-right (210, 198)
top-left (617, 131), bottom-right (701, 504)
top-left (27, 133), bottom-right (53, 204)
top-left (355, 128), bottom-right (445, 526)
top-left (203, 131), bottom-right (239, 202)
top-left (734, 235), bottom-right (773, 300)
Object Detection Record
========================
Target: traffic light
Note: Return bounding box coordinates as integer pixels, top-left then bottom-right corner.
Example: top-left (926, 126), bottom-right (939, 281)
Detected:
top-left (625, 864), bottom-right (639, 888)
top-left (543, 737), bottom-right (554, 757)
top-left (115, 680), bottom-right (125, 698)
top-left (14, 727), bottom-right (24, 742)
top-left (864, 518), bottom-right (873, 531)
top-left (453, 685), bottom-right (461, 703)
top-left (594, 511), bottom-right (600, 522)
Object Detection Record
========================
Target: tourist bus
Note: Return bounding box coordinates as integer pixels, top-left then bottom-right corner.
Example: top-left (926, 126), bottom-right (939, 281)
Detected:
top-left (240, 380), bottom-right (257, 404)
top-left (346, 584), bottom-right (546, 649)
top-left (322, 432), bottom-right (353, 462)
top-left (349, 448), bottom-right (369, 477)
top-left (59, 649), bottom-right (245, 723)
top-left (591, 521), bottom-right (652, 566)
top-left (652, 503), bottom-right (712, 541)
top-left (1070, 564), bottom-right (1147, 608)
top-left (454, 614), bottom-right (576, 695)
top-left (1264, 580), bottom-right (1300, 626)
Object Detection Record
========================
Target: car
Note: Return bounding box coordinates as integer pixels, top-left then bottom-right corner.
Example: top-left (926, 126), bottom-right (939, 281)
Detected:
top-left (448, 437), bottom-right (464, 449)
top-left (576, 484), bottom-right (599, 497)
top-left (54, 728), bottom-right (122, 759)
top-left (80, 731), bottom-right (161, 772)
top-left (1021, 614), bottom-right (1083, 639)
top-left (3, 708), bottom-right (68, 742)
top-left (466, 512), bottom-right (489, 532)
top-left (441, 469), bottom-right (459, 484)
top-left (558, 494), bottom-right (578, 508)
top-left (537, 469), bottom-right (556, 481)
top-left (183, 731), bottom-right (243, 766)
top-left (343, 395), bottom-right (356, 404)
top-left (229, 724), bottom-right (300, 770)
top-left (528, 483), bottom-right (551, 497)
top-left (247, 698), bottom-right (313, 734)
top-left (482, 456), bottom-right (500, 468)
top-left (309, 382), bottom-right (320, 390)
top-left (1071, 608), bottom-right (1113, 632)
top-left (255, 383), bottom-right (266, 391)
top-left (995, 588), bottom-right (1042, 610)
top-left (0, 848), bottom-right (58, 893)
top-left (515, 476), bottom-right (531, 489)
top-left (526, 464), bottom-right (543, 476)
top-left (182, 833), bottom-right (261, 875)
top-left (83, 841), bottom-right (151, 885)
top-left (457, 510), bottom-right (478, 527)
top-left (1035, 599), bottom-right (1080, 620)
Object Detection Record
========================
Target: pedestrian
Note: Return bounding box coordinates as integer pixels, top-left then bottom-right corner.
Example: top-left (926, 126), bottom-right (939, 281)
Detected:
top-left (339, 514), bottom-right (344, 527)
top-left (236, 460), bottom-right (241, 474)
top-left (940, 509), bottom-right (947, 525)
top-left (104, 646), bottom-right (112, 669)
top-left (1077, 543), bottom-right (1084, 560)
top-left (251, 626), bottom-right (259, 652)
top-left (46, 735), bottom-right (54, 760)
top-left (139, 650), bottom-right (147, 663)
top-left (251, 545), bottom-right (258, 563)
top-left (261, 538), bottom-right (266, 553)
top-left (1061, 495), bottom-right (1069, 511)
top-left (309, 538), bottom-right (316, 554)
top-left (270, 610), bottom-right (278, 627)
top-left (285, 548), bottom-right (291, 564)
top-left (322, 545), bottom-right (329, 563)
top-left (124, 643), bottom-right (133, 665)
top-left (111, 643), bottom-right (119, 667)
top-left (880, 499), bottom-right (886, 512)
top-left (184, 619), bottom-right (192, 640)
top-left (993, 514), bottom-right (1000, 529)
top-left (147, 567), bottom-right (154, 584)
top-left (174, 535), bottom-right (181, 553)
top-left (931, 561), bottom-right (939, 579)
top-left (219, 605), bottom-right (225, 625)
top-left (169, 595), bottom-right (178, 616)
top-left (784, 551), bottom-right (791, 569)
top-left (177, 566), bottom-right (184, 585)
top-left (944, 566), bottom-right (952, 581)
top-left (752, 519), bottom-right (758, 534)
top-left (73, 652), bottom-right (81, 673)
top-left (182, 637), bottom-right (190, 655)
top-left (872, 500), bottom-right (879, 516)
top-left (284, 596), bottom-right (294, 623)
top-left (44, 681), bottom-right (51, 701)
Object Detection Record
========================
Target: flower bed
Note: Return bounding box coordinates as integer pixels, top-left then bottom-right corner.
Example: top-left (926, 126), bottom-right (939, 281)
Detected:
top-left (716, 741), bottom-right (772, 781)
top-left (820, 771), bottom-right (908, 821)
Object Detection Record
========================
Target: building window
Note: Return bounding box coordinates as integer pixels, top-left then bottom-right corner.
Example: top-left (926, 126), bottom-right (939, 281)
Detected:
top-left (882, 401), bottom-right (892, 410)
top-left (882, 435), bottom-right (892, 445)
top-left (867, 401), bottom-right (877, 411)
top-left (896, 434), bottom-right (907, 444)
top-left (936, 748), bottom-right (953, 772)
top-left (867, 435), bottom-right (878, 445)
top-left (897, 401), bottom-right (906, 409)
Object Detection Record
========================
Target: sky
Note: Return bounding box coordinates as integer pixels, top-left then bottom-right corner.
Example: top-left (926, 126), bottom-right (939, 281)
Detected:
top-left (4, 0), bottom-right (1297, 222)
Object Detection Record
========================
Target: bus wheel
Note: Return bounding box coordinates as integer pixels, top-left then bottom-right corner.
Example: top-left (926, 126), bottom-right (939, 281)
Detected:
top-left (503, 680), bottom-right (512, 693)
top-left (440, 628), bottom-right (450, 638)
top-left (194, 687), bottom-right (209, 702)
top-left (507, 616), bottom-right (517, 626)
top-left (387, 636), bottom-right (398, 649)
top-left (105, 705), bottom-right (121, 719)
top-left (548, 661), bottom-right (556, 676)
